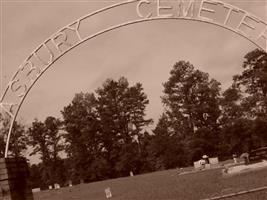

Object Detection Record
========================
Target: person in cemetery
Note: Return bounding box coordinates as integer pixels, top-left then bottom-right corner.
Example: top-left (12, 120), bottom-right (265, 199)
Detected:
top-left (240, 152), bottom-right (250, 165)
top-left (202, 155), bottom-right (209, 164)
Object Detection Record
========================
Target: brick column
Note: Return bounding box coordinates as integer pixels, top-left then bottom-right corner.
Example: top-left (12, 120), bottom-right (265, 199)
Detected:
top-left (0, 157), bottom-right (33, 200)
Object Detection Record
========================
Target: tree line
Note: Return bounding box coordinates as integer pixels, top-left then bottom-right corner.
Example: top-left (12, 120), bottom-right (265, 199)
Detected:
top-left (0, 49), bottom-right (266, 188)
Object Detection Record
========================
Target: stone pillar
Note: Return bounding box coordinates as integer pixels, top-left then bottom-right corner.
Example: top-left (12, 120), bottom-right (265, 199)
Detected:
top-left (0, 157), bottom-right (33, 200)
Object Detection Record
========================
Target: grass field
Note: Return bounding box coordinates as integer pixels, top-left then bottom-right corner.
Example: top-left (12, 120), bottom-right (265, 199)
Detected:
top-left (33, 166), bottom-right (267, 200)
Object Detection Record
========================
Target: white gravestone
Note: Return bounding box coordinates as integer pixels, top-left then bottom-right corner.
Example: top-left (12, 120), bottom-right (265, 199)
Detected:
top-left (68, 180), bottom-right (72, 187)
top-left (32, 188), bottom-right (41, 193)
top-left (194, 161), bottom-right (201, 169)
top-left (209, 157), bottom-right (219, 165)
top-left (130, 171), bottom-right (134, 177)
top-left (105, 187), bottom-right (112, 198)
top-left (54, 183), bottom-right (60, 189)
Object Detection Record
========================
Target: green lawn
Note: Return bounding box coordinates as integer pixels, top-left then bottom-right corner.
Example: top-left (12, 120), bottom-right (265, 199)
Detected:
top-left (33, 167), bottom-right (267, 200)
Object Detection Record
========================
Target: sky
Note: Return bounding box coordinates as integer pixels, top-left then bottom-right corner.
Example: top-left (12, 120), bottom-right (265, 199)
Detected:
top-left (1, 0), bottom-right (267, 130)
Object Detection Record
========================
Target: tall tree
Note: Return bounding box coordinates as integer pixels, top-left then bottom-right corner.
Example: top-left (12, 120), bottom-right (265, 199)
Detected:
top-left (162, 61), bottom-right (221, 161)
top-left (219, 49), bottom-right (267, 155)
top-left (148, 113), bottom-right (187, 170)
top-left (234, 49), bottom-right (267, 117)
top-left (61, 92), bottom-right (103, 182)
top-left (220, 85), bottom-right (243, 124)
top-left (44, 117), bottom-right (64, 185)
top-left (28, 116), bottom-right (63, 186)
top-left (96, 77), bottom-right (152, 177)
top-left (162, 61), bottom-right (221, 135)
top-left (136, 131), bottom-right (154, 173)
top-left (0, 113), bottom-right (27, 158)
top-left (219, 85), bottom-right (244, 157)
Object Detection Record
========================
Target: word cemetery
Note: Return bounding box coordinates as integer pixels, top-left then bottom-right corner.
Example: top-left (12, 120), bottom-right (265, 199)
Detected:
top-left (137, 0), bottom-right (267, 48)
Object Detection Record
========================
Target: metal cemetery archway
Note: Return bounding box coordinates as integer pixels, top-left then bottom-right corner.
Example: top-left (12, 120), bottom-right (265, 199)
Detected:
top-left (1, 0), bottom-right (267, 157)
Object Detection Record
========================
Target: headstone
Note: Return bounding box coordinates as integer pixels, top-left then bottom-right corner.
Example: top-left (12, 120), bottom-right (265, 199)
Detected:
top-left (205, 164), bottom-right (211, 169)
top-left (49, 185), bottom-right (53, 190)
top-left (130, 171), bottom-right (134, 177)
top-left (32, 188), bottom-right (41, 193)
top-left (105, 187), bottom-right (112, 198)
top-left (193, 161), bottom-right (201, 169)
top-left (68, 180), bottom-right (72, 187)
top-left (199, 159), bottom-right (206, 169)
top-left (54, 183), bottom-right (60, 189)
top-left (209, 157), bottom-right (219, 165)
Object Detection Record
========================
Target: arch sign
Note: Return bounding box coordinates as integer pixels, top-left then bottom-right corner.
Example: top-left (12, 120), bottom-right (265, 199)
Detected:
top-left (1, 0), bottom-right (267, 157)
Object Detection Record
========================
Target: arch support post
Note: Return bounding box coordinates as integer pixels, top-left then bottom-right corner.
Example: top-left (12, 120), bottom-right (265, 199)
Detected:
top-left (0, 157), bottom-right (33, 200)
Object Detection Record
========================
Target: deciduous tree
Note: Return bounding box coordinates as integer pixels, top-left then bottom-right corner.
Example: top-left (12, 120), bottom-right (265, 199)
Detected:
top-left (0, 113), bottom-right (27, 158)
top-left (96, 77), bottom-right (152, 177)
top-left (148, 113), bottom-right (187, 170)
top-left (162, 61), bottom-right (221, 161)
top-left (61, 92), bottom-right (102, 182)
top-left (28, 116), bottom-right (63, 186)
top-left (234, 49), bottom-right (267, 117)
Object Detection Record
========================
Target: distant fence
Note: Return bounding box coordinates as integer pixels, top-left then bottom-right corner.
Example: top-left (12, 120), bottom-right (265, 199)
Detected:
top-left (250, 147), bottom-right (267, 163)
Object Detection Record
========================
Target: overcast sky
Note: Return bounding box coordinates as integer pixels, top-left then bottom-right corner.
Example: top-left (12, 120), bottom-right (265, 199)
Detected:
top-left (1, 0), bottom-right (266, 130)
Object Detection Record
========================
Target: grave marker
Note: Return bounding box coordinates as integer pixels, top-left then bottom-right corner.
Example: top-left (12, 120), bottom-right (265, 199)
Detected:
top-left (209, 157), bottom-right (219, 165)
top-left (105, 187), bottom-right (112, 198)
